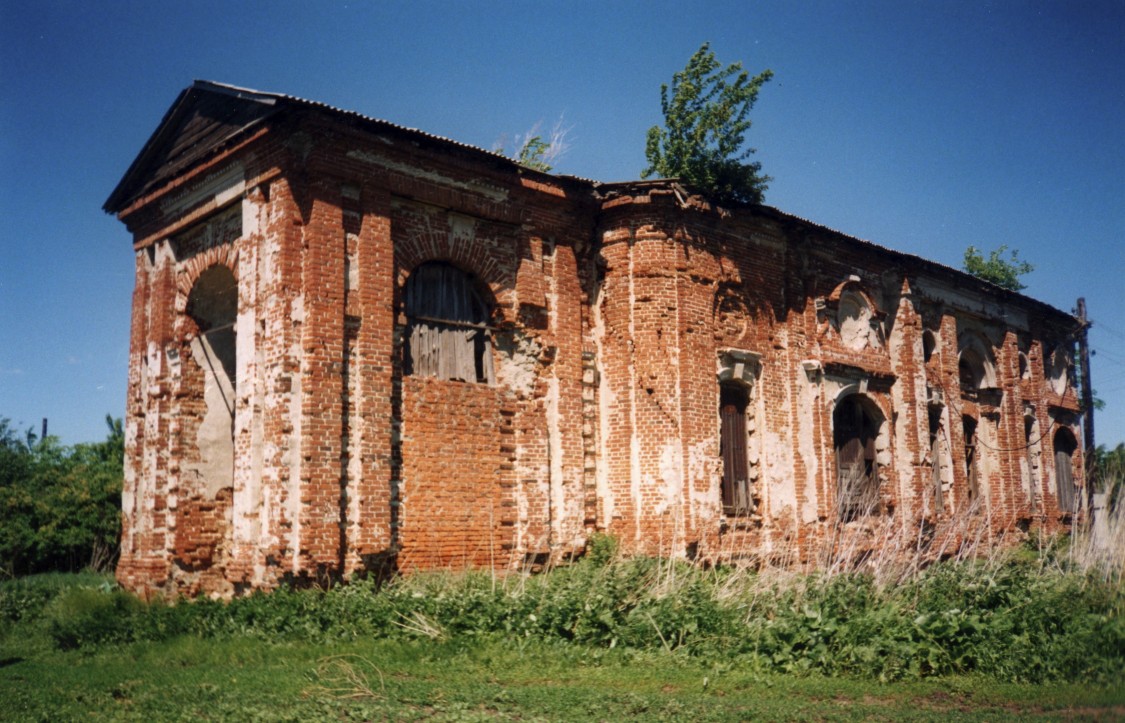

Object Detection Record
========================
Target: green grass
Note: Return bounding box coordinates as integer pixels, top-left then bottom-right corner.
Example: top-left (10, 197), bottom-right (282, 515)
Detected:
top-left (1, 534), bottom-right (1123, 721)
top-left (1, 636), bottom-right (1121, 721)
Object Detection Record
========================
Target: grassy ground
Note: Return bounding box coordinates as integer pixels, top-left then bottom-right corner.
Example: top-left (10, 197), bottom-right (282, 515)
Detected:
top-left (3, 499), bottom-right (1123, 723)
top-left (2, 634), bottom-right (1122, 721)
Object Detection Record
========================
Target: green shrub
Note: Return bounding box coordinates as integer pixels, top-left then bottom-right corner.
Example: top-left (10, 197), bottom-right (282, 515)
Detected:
top-left (44, 585), bottom-right (142, 649)
top-left (4, 539), bottom-right (1121, 685)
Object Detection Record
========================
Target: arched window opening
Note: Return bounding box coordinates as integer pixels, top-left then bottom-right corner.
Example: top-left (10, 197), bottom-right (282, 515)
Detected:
top-left (184, 264), bottom-right (237, 493)
top-left (1047, 345), bottom-right (1073, 395)
top-left (959, 349), bottom-right (985, 393)
top-left (957, 334), bottom-right (996, 396)
top-left (922, 330), bottom-right (937, 364)
top-left (963, 415), bottom-right (980, 505)
top-left (187, 265), bottom-right (238, 409)
top-left (834, 395), bottom-right (880, 521)
top-left (1053, 428), bottom-right (1078, 513)
top-left (403, 262), bottom-right (495, 384)
top-left (720, 383), bottom-right (752, 515)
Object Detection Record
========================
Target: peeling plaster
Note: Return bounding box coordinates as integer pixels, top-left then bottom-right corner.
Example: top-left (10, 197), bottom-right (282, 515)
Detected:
top-left (655, 442), bottom-right (684, 516)
top-left (185, 335), bottom-right (235, 498)
top-left (688, 439), bottom-right (720, 525)
top-left (546, 377), bottom-right (565, 542)
top-left (495, 331), bottom-right (541, 394)
top-left (287, 295), bottom-right (305, 573)
top-left (593, 282), bottom-right (615, 523)
top-left (796, 368), bottom-right (820, 523)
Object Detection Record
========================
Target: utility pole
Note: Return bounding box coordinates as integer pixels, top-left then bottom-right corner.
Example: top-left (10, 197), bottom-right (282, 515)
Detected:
top-left (1076, 298), bottom-right (1096, 490)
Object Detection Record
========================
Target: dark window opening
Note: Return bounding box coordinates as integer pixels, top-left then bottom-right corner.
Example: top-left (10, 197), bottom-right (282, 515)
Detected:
top-left (834, 395), bottom-right (880, 521)
top-left (1054, 428), bottom-right (1078, 513)
top-left (959, 355), bottom-right (979, 393)
top-left (187, 265), bottom-right (238, 398)
top-left (963, 415), bottom-right (980, 505)
top-left (922, 330), bottom-right (936, 363)
top-left (720, 383), bottom-right (752, 515)
top-left (403, 262), bottom-right (494, 384)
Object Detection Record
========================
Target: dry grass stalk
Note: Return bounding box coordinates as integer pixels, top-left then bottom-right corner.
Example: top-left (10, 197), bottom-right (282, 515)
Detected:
top-left (308, 654), bottom-right (385, 701)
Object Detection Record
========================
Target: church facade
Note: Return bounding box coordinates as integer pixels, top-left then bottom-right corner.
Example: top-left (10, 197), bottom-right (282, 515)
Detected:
top-left (105, 82), bottom-right (1086, 597)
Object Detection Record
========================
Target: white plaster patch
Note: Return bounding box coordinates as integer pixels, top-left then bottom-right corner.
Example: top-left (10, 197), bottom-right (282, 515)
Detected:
top-left (795, 371), bottom-right (820, 524)
top-left (495, 332), bottom-right (541, 394)
top-left (688, 439), bottom-right (721, 525)
top-left (767, 429), bottom-right (799, 517)
top-left (654, 442), bottom-right (684, 516)
top-left (546, 377), bottom-right (566, 541)
top-left (186, 335), bottom-right (235, 498)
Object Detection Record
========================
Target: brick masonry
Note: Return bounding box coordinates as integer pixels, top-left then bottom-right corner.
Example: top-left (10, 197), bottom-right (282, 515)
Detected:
top-left (107, 83), bottom-right (1086, 598)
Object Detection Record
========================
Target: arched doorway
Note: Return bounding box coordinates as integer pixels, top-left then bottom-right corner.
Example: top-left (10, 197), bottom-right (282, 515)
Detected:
top-left (834, 395), bottom-right (882, 521)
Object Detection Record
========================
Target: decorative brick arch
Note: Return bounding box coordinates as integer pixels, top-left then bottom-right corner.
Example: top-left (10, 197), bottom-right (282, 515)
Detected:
top-left (393, 216), bottom-right (517, 318)
top-left (957, 331), bottom-right (997, 390)
top-left (174, 246), bottom-right (239, 317)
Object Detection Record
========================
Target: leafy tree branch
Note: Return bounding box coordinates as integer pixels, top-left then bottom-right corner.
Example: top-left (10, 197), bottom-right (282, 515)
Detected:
top-left (962, 244), bottom-right (1034, 291)
top-left (643, 42), bottom-right (773, 205)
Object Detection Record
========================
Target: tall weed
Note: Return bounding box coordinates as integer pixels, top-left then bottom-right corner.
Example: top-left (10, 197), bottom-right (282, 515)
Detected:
top-left (4, 538), bottom-right (1121, 684)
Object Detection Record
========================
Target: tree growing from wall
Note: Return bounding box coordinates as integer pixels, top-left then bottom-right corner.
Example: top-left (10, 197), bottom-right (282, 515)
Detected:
top-left (643, 42), bottom-right (774, 205)
top-left (962, 244), bottom-right (1034, 291)
top-left (495, 116), bottom-right (573, 173)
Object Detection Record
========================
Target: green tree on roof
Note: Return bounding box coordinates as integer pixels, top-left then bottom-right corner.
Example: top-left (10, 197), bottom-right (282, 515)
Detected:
top-left (643, 43), bottom-right (773, 205)
top-left (962, 244), bottom-right (1034, 291)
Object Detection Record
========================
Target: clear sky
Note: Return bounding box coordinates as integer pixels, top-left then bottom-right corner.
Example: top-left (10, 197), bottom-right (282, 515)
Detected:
top-left (2, 0), bottom-right (1123, 448)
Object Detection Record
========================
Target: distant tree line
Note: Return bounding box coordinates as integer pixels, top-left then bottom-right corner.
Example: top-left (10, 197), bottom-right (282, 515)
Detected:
top-left (0, 415), bottom-right (123, 578)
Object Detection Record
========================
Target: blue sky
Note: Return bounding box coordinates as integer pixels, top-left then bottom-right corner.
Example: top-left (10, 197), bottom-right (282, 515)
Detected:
top-left (2, 0), bottom-right (1123, 448)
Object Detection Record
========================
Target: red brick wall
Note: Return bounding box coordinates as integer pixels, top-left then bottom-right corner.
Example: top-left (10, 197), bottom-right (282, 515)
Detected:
top-left (114, 108), bottom-right (1085, 598)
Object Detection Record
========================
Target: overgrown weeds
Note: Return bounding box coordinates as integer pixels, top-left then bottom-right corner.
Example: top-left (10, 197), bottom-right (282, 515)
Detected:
top-left (3, 530), bottom-right (1121, 685)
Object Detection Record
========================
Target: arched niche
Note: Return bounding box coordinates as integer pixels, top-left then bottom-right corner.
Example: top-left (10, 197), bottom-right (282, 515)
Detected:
top-left (957, 332), bottom-right (997, 392)
top-left (184, 263), bottom-right (238, 496)
top-left (826, 279), bottom-right (885, 352)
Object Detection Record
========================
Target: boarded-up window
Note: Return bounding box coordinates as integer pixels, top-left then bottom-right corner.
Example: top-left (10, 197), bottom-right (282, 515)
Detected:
top-left (403, 262), bottom-right (495, 384)
top-left (720, 383), bottom-right (752, 514)
top-left (834, 395), bottom-right (879, 521)
top-left (1054, 428), bottom-right (1078, 513)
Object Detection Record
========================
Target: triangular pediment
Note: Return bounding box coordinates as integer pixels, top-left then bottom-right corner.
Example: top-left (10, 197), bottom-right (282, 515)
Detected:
top-left (104, 81), bottom-right (283, 214)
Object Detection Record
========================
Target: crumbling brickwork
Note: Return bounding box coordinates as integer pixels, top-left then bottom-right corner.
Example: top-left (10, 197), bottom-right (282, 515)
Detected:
top-left (106, 82), bottom-right (1086, 598)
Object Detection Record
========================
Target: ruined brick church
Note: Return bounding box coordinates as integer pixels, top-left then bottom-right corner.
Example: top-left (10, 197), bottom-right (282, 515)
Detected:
top-left (105, 81), bottom-right (1086, 597)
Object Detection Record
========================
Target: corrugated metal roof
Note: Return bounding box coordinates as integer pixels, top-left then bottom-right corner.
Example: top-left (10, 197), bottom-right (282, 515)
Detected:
top-left (105, 79), bottom-right (580, 213)
top-left (105, 81), bottom-right (1073, 320)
